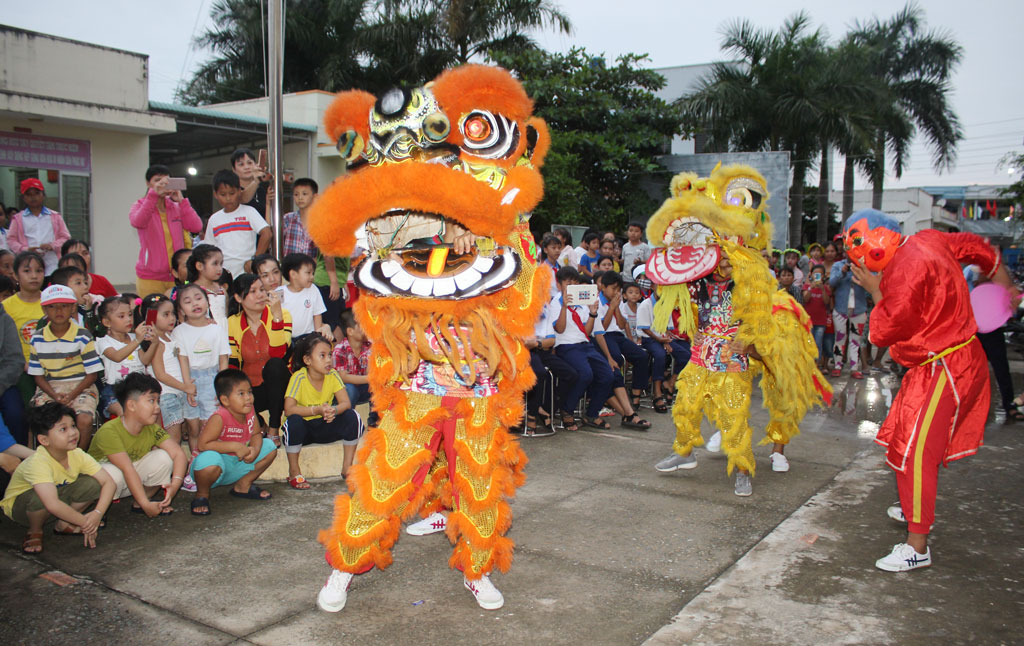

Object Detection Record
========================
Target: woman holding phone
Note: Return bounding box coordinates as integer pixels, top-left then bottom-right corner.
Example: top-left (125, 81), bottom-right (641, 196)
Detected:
top-left (129, 165), bottom-right (203, 296)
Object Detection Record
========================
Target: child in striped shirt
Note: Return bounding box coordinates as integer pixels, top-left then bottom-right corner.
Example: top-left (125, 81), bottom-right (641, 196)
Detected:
top-left (28, 285), bottom-right (103, 450)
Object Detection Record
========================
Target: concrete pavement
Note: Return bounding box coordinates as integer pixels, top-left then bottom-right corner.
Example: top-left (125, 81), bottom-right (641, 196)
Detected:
top-left (1, 371), bottom-right (1021, 645)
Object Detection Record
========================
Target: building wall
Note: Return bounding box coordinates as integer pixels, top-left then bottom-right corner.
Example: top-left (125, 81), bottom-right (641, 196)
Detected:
top-left (828, 188), bottom-right (935, 235)
top-left (0, 118), bottom-right (149, 284)
top-left (0, 27), bottom-right (148, 110)
top-left (202, 91), bottom-right (347, 190)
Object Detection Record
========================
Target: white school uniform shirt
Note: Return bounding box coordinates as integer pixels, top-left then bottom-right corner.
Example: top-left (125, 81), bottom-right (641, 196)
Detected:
top-left (636, 297), bottom-right (655, 333)
top-left (546, 294), bottom-right (590, 346)
top-left (593, 293), bottom-right (624, 336)
top-left (151, 335), bottom-right (185, 395)
top-left (621, 301), bottom-right (639, 338)
top-left (557, 245), bottom-right (577, 268)
top-left (171, 322), bottom-right (230, 371)
top-left (534, 301), bottom-right (555, 340)
top-left (203, 204), bottom-right (270, 277)
top-left (95, 334), bottom-right (146, 386)
top-left (276, 284), bottom-right (326, 336)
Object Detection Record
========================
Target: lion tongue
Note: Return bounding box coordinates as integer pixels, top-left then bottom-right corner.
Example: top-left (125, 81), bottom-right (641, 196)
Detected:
top-left (427, 247), bottom-right (450, 277)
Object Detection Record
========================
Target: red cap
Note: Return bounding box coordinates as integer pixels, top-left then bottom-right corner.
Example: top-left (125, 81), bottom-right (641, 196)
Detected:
top-left (20, 178), bottom-right (45, 194)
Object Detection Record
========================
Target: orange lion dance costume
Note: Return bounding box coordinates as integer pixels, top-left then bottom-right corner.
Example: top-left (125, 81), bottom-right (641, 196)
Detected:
top-left (308, 65), bottom-right (550, 611)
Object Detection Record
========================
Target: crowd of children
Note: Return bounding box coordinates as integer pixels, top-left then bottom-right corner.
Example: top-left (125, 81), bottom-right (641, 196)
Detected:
top-left (0, 160), bottom-right (372, 553)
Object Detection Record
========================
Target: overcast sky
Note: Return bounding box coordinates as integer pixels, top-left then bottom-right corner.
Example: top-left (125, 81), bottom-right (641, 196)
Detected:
top-left (7, 0), bottom-right (1021, 189)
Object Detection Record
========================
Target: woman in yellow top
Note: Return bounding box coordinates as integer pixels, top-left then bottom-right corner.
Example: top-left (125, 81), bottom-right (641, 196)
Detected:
top-left (282, 334), bottom-right (364, 489)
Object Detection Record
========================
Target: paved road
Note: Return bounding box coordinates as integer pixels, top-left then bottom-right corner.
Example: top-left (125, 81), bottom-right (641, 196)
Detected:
top-left (1, 371), bottom-right (1020, 645)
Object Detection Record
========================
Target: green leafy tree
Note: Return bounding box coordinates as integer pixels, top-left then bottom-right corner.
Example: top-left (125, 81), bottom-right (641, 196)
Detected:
top-left (492, 48), bottom-right (685, 235)
top-left (848, 2), bottom-right (963, 209)
top-left (178, 0), bottom-right (572, 105)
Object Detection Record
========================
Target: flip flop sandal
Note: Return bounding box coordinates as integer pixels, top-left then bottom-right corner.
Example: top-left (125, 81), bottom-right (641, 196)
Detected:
top-left (288, 475), bottom-right (311, 489)
top-left (621, 413), bottom-right (651, 430)
top-left (582, 416), bottom-right (611, 430)
top-left (229, 485), bottom-right (272, 501)
top-left (190, 497), bottom-right (211, 516)
top-left (560, 413), bottom-right (579, 432)
top-left (22, 532), bottom-right (43, 554)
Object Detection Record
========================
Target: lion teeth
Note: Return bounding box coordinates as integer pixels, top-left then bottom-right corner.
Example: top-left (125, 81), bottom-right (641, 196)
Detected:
top-left (432, 277), bottom-right (457, 296)
top-left (410, 278), bottom-right (433, 296)
top-left (391, 270), bottom-right (415, 291)
top-left (381, 260), bottom-right (402, 278)
top-left (454, 268), bottom-right (483, 290)
top-left (473, 256), bottom-right (494, 272)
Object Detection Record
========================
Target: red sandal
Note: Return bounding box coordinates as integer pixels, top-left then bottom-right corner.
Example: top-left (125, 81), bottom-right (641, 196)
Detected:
top-left (288, 475), bottom-right (311, 490)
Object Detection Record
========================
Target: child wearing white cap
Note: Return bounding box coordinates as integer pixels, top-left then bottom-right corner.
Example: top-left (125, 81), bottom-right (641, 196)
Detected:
top-left (27, 285), bottom-right (103, 449)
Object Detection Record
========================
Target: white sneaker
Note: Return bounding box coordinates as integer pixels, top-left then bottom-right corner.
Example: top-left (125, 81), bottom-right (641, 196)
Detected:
top-left (464, 574), bottom-right (504, 610)
top-left (317, 569), bottom-right (353, 612)
top-left (874, 543), bottom-right (931, 572)
top-left (705, 431), bottom-right (721, 453)
top-left (887, 504), bottom-right (906, 523)
top-left (598, 406), bottom-right (615, 418)
top-left (406, 512), bottom-right (448, 536)
top-left (769, 452), bottom-right (790, 473)
top-left (181, 474), bottom-right (197, 493)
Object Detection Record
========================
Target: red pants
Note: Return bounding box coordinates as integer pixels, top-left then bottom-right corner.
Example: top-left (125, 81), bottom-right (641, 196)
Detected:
top-left (893, 367), bottom-right (958, 535)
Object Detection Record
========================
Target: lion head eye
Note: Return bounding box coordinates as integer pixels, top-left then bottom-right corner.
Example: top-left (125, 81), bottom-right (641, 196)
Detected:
top-left (459, 110), bottom-right (519, 158)
top-left (723, 177), bottom-right (765, 210)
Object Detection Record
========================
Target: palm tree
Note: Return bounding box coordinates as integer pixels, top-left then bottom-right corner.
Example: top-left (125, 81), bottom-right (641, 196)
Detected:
top-left (848, 2), bottom-right (963, 209)
top-left (683, 13), bottom-right (862, 247)
top-left (431, 0), bottom-right (572, 64)
top-left (178, 0), bottom-right (572, 105)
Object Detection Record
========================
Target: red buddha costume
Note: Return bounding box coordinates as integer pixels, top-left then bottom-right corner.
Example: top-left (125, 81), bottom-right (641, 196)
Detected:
top-left (844, 208), bottom-right (1011, 572)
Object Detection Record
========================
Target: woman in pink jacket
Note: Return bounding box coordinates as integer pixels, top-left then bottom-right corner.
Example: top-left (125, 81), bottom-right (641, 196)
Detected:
top-left (130, 165), bottom-right (203, 296)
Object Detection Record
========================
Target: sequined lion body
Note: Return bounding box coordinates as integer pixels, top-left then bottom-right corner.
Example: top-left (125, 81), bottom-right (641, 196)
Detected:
top-left (308, 65), bottom-right (550, 579)
top-left (645, 164), bottom-right (832, 475)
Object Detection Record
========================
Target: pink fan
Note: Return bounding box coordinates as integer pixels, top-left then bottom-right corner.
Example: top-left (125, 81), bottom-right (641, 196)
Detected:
top-left (970, 283), bottom-right (1014, 333)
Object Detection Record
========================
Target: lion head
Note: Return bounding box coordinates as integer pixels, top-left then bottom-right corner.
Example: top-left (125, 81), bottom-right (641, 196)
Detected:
top-left (308, 65), bottom-right (550, 383)
top-left (308, 65), bottom-right (549, 302)
top-left (644, 163), bottom-right (771, 286)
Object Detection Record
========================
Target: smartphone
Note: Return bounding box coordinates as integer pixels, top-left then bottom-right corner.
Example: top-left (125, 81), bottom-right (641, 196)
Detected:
top-left (257, 149), bottom-right (268, 171)
top-left (166, 177), bottom-right (187, 191)
top-left (145, 308), bottom-right (159, 326)
top-left (566, 284), bottom-right (599, 307)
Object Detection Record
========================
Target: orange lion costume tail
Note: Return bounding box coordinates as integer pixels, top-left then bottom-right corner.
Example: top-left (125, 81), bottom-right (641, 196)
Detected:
top-left (309, 65), bottom-right (550, 581)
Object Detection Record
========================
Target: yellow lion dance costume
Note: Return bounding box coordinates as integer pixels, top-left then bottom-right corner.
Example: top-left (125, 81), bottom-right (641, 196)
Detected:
top-left (646, 164), bottom-right (832, 477)
top-left (307, 65), bottom-right (549, 609)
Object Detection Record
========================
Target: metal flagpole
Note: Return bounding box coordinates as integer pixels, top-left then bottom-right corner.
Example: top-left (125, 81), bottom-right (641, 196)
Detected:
top-left (268, 0), bottom-right (285, 259)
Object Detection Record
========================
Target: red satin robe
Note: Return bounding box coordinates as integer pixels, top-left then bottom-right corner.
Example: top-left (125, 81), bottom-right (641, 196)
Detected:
top-left (869, 230), bottom-right (999, 471)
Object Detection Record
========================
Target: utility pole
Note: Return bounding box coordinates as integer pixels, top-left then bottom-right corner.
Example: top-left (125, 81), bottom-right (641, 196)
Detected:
top-left (268, 0), bottom-right (285, 258)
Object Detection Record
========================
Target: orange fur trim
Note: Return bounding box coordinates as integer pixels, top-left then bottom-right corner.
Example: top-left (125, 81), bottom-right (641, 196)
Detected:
top-left (525, 117), bottom-right (551, 168)
top-left (449, 465), bottom-right (517, 514)
top-left (448, 534), bottom-right (516, 577)
top-left (318, 494), bottom-right (402, 573)
top-left (432, 65), bottom-right (534, 136)
top-left (309, 163), bottom-right (538, 257)
top-left (323, 90), bottom-right (375, 145)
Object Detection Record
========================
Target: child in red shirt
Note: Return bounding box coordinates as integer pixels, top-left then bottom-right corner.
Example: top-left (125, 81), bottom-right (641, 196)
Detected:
top-left (189, 369), bottom-right (277, 515)
top-left (801, 263), bottom-right (833, 369)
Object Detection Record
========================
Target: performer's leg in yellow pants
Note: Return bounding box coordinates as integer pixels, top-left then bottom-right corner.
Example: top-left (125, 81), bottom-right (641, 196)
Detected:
top-left (670, 364), bottom-right (756, 475)
top-left (318, 392), bottom-right (525, 580)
